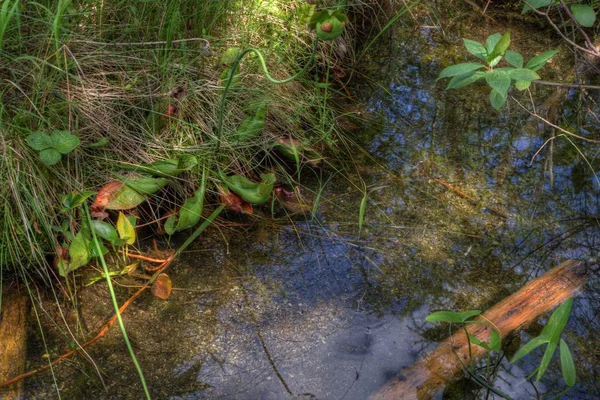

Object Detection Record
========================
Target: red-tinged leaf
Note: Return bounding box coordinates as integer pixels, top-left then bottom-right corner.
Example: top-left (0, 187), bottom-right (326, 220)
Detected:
top-left (151, 273), bottom-right (172, 300)
top-left (91, 181), bottom-right (147, 212)
top-left (218, 185), bottom-right (253, 214)
top-left (165, 103), bottom-right (178, 117)
top-left (91, 181), bottom-right (121, 211)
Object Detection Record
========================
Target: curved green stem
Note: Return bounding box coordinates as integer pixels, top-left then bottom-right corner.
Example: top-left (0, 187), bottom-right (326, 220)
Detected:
top-left (83, 203), bottom-right (151, 400)
top-left (214, 39), bottom-right (319, 158)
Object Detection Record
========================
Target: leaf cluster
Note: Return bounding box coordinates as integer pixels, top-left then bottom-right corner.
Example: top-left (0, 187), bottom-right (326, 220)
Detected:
top-left (25, 130), bottom-right (80, 165)
top-left (437, 31), bottom-right (558, 110)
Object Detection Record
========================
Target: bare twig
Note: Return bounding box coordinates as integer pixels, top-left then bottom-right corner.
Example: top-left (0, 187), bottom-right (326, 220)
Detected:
top-left (512, 96), bottom-right (600, 143)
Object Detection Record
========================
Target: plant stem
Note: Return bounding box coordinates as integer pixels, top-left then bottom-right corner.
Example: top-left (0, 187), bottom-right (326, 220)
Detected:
top-left (84, 203), bottom-right (152, 400)
top-left (214, 39), bottom-right (319, 157)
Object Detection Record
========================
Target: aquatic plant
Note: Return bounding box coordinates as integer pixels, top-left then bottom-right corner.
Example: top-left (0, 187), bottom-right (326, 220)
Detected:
top-left (437, 31), bottom-right (557, 110)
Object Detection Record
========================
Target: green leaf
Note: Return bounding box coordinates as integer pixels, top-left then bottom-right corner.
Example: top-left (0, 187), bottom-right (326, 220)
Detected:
top-left (485, 33), bottom-right (502, 54)
top-left (523, 0), bottom-right (553, 13)
top-left (220, 47), bottom-right (241, 66)
top-left (560, 339), bottom-right (576, 386)
top-left (511, 336), bottom-right (548, 363)
top-left (447, 71), bottom-right (485, 89)
top-left (121, 155), bottom-right (198, 177)
top-left (87, 137), bottom-right (110, 148)
top-left (437, 63), bottom-right (485, 80)
top-left (117, 212), bottom-right (136, 245)
top-left (66, 231), bottom-right (91, 275)
top-left (463, 39), bottom-right (487, 61)
top-left (220, 172), bottom-right (276, 205)
top-left (571, 4), bottom-right (596, 27)
top-left (25, 132), bottom-right (53, 151)
top-left (468, 334), bottom-right (491, 351)
top-left (50, 130), bottom-right (80, 154)
top-left (235, 106), bottom-right (267, 142)
top-left (316, 14), bottom-right (345, 41)
top-left (505, 50), bottom-right (524, 68)
top-left (165, 186), bottom-right (205, 234)
top-left (425, 310), bottom-right (481, 323)
top-left (487, 31), bottom-right (511, 63)
top-left (508, 68), bottom-right (540, 82)
top-left (309, 9), bottom-right (348, 41)
top-left (485, 70), bottom-right (511, 98)
top-left (118, 174), bottom-right (169, 195)
top-left (63, 190), bottom-right (95, 210)
top-left (537, 338), bottom-right (559, 381)
top-left (91, 220), bottom-right (118, 243)
top-left (525, 50), bottom-right (558, 71)
top-left (89, 240), bottom-right (109, 257)
top-left (104, 184), bottom-right (147, 210)
top-left (489, 89), bottom-right (507, 110)
top-left (515, 80), bottom-right (532, 91)
top-left (489, 329), bottom-right (501, 352)
top-left (39, 148), bottom-right (62, 165)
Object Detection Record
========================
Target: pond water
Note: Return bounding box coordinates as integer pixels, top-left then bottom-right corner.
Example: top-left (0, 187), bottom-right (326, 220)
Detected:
top-left (24, 7), bottom-right (600, 400)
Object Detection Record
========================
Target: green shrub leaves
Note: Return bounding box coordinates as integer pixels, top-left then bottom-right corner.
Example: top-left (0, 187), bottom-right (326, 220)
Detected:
top-left (438, 31), bottom-right (557, 110)
top-left (26, 130), bottom-right (80, 165)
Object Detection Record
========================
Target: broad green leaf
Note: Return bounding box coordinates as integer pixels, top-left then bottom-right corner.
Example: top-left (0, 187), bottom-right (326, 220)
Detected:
top-left (220, 171), bottom-right (276, 205)
top-left (51, 130), bottom-right (80, 154)
top-left (463, 39), bottom-right (487, 61)
top-left (309, 10), bottom-right (348, 41)
top-left (25, 132), bottom-right (53, 151)
top-left (39, 148), bottom-right (62, 165)
top-left (523, 0), bottom-right (553, 13)
top-left (560, 339), bottom-right (576, 386)
top-left (505, 50), bottom-right (524, 68)
top-left (117, 212), bottom-right (136, 245)
top-left (525, 50), bottom-right (558, 71)
top-left (447, 71), bottom-right (485, 89)
top-left (316, 15), bottom-right (344, 41)
top-left (91, 220), bottom-right (118, 243)
top-left (66, 231), bottom-right (91, 275)
top-left (118, 174), bottom-right (169, 195)
top-left (235, 106), bottom-right (267, 142)
top-left (425, 310), bottom-right (481, 323)
top-left (485, 70), bottom-right (511, 98)
top-left (165, 187), bottom-right (205, 234)
top-left (437, 63), bottom-right (485, 80)
top-left (487, 31), bottom-right (511, 63)
top-left (515, 80), bottom-right (532, 91)
top-left (509, 68), bottom-right (540, 82)
top-left (489, 89), bottom-right (507, 110)
top-left (104, 184), bottom-right (147, 210)
top-left (488, 55), bottom-right (502, 68)
top-left (485, 33), bottom-right (502, 54)
top-left (571, 4), bottom-right (596, 27)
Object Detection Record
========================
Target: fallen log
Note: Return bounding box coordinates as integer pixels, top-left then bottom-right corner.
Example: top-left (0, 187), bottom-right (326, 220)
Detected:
top-left (0, 286), bottom-right (29, 400)
top-left (370, 259), bottom-right (590, 400)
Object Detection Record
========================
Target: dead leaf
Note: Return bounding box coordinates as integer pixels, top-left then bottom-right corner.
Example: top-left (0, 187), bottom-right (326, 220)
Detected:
top-left (151, 273), bottom-right (172, 300)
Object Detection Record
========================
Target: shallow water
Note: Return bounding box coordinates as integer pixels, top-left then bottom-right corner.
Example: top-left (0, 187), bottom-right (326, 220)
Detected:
top-left (24, 7), bottom-right (600, 400)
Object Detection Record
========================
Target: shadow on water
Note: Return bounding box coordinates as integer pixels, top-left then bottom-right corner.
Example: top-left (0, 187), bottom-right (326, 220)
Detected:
top-left (25, 7), bottom-right (600, 400)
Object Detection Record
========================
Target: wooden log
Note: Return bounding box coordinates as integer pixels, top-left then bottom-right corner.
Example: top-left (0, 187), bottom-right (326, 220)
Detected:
top-left (370, 260), bottom-right (589, 400)
top-left (0, 286), bottom-right (29, 400)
